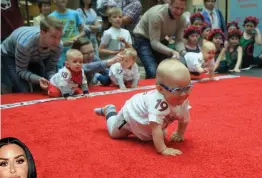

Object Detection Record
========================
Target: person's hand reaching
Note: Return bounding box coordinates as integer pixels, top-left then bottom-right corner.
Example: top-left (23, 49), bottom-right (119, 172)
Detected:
top-left (39, 78), bottom-right (49, 91)
top-left (171, 50), bottom-right (180, 59)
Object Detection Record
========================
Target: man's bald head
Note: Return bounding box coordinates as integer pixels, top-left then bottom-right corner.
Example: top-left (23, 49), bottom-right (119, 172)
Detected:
top-left (156, 59), bottom-right (191, 87)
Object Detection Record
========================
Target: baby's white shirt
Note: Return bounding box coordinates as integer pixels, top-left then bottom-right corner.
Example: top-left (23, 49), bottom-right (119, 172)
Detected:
top-left (50, 67), bottom-right (88, 95)
top-left (109, 62), bottom-right (140, 86)
top-left (185, 52), bottom-right (215, 72)
top-left (121, 89), bottom-right (191, 141)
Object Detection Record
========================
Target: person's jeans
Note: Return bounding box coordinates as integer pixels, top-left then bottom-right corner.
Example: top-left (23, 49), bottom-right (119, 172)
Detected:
top-left (90, 35), bottom-right (99, 57)
top-left (133, 36), bottom-right (169, 79)
top-left (1, 55), bottom-right (46, 93)
top-left (98, 69), bottom-right (111, 86)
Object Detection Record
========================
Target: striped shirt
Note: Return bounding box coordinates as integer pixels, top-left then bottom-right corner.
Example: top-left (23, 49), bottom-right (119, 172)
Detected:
top-left (1, 26), bottom-right (63, 84)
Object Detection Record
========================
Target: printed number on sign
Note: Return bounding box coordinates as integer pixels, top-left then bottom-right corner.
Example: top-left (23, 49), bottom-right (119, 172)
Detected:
top-left (155, 99), bottom-right (168, 111)
top-left (62, 72), bottom-right (68, 78)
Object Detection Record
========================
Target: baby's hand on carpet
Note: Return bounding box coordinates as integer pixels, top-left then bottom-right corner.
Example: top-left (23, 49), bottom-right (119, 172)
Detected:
top-left (170, 132), bottom-right (184, 142)
top-left (120, 86), bottom-right (127, 90)
top-left (210, 77), bottom-right (219, 81)
top-left (84, 94), bottom-right (91, 98)
top-left (161, 148), bottom-right (182, 156)
top-left (67, 96), bottom-right (75, 100)
top-left (131, 85), bottom-right (138, 88)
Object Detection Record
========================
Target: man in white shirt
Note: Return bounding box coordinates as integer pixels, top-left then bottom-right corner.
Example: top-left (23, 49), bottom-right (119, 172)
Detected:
top-left (201, 0), bottom-right (226, 33)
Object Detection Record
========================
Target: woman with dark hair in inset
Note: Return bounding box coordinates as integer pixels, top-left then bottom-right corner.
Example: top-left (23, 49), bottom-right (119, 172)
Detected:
top-left (0, 137), bottom-right (37, 178)
top-left (76, 0), bottom-right (103, 57)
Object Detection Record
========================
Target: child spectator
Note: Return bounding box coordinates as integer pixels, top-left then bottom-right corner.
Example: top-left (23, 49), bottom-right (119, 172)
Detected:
top-left (33, 0), bottom-right (51, 26)
top-left (227, 21), bottom-right (239, 33)
top-left (108, 48), bottom-right (139, 89)
top-left (184, 26), bottom-right (201, 53)
top-left (190, 13), bottom-right (204, 28)
top-left (207, 28), bottom-right (225, 61)
top-left (77, 0), bottom-right (102, 56)
top-left (94, 59), bottom-right (192, 156)
top-left (99, 7), bottom-right (132, 60)
top-left (239, 16), bottom-right (262, 68)
top-left (215, 29), bottom-right (243, 73)
top-left (199, 22), bottom-right (211, 45)
top-left (184, 41), bottom-right (217, 80)
top-left (48, 49), bottom-right (89, 100)
top-left (49, 0), bottom-right (85, 69)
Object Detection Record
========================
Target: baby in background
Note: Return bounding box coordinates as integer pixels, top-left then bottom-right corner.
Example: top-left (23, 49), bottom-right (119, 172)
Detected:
top-left (48, 49), bottom-right (89, 100)
top-left (184, 41), bottom-right (217, 80)
top-left (109, 48), bottom-right (140, 89)
top-left (95, 59), bottom-right (192, 156)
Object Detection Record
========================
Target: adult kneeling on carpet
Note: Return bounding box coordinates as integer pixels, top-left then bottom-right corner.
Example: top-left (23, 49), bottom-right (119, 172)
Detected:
top-left (132, 0), bottom-right (187, 79)
top-left (1, 16), bottom-right (64, 94)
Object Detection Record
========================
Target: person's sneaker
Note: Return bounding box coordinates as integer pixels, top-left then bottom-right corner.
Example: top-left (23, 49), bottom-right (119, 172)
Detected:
top-left (94, 104), bottom-right (116, 116)
top-left (92, 73), bottom-right (101, 85)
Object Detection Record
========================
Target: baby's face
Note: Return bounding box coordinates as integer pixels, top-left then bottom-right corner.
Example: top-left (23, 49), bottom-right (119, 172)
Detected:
top-left (66, 57), bottom-right (83, 72)
top-left (121, 56), bottom-right (135, 69)
top-left (203, 48), bottom-right (216, 61)
top-left (158, 78), bottom-right (192, 106)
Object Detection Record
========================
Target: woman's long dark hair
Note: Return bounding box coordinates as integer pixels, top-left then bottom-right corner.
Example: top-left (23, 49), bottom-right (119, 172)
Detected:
top-left (80, 0), bottom-right (92, 17)
top-left (0, 137), bottom-right (37, 178)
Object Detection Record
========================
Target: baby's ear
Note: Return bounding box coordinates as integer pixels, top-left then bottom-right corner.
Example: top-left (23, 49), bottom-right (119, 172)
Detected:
top-left (65, 60), bottom-right (69, 67)
top-left (156, 84), bottom-right (164, 94)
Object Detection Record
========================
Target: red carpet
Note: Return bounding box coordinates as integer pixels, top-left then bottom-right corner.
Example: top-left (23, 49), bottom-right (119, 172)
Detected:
top-left (1, 77), bottom-right (262, 178)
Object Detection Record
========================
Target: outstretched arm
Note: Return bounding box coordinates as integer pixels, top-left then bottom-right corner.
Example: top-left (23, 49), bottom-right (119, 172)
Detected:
top-left (150, 121), bottom-right (182, 156)
top-left (177, 121), bottom-right (188, 136)
top-left (231, 46), bottom-right (243, 72)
